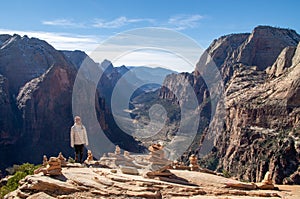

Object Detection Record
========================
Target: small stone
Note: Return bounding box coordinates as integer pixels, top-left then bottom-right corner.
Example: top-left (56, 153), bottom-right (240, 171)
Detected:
top-left (125, 190), bottom-right (162, 198)
top-left (27, 192), bottom-right (55, 199)
top-left (255, 182), bottom-right (275, 190)
top-left (120, 166), bottom-right (139, 175)
top-left (57, 152), bottom-right (67, 166)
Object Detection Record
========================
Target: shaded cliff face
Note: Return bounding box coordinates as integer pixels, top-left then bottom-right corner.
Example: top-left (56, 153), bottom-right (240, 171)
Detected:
top-left (0, 34), bottom-right (75, 170)
top-left (15, 64), bottom-right (77, 163)
top-left (0, 75), bottom-right (20, 146)
top-left (160, 26), bottom-right (300, 184)
top-left (0, 34), bottom-right (71, 95)
top-left (0, 37), bottom-right (87, 169)
top-left (0, 35), bottom-right (144, 171)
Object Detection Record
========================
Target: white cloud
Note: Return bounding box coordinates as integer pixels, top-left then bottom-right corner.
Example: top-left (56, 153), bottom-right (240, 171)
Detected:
top-left (168, 14), bottom-right (204, 30)
top-left (0, 29), bottom-right (197, 72)
top-left (0, 29), bottom-right (101, 53)
top-left (88, 28), bottom-right (204, 73)
top-left (93, 16), bottom-right (154, 28)
top-left (42, 19), bottom-right (85, 28)
top-left (0, 26), bottom-right (205, 72)
top-left (41, 15), bottom-right (204, 31)
top-left (112, 50), bottom-right (195, 73)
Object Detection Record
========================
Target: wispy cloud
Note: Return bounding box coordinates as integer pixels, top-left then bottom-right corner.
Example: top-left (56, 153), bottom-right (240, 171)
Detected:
top-left (93, 16), bottom-right (154, 28)
top-left (42, 19), bottom-right (85, 28)
top-left (41, 15), bottom-right (204, 30)
top-left (168, 14), bottom-right (204, 30)
top-left (0, 29), bottom-right (101, 53)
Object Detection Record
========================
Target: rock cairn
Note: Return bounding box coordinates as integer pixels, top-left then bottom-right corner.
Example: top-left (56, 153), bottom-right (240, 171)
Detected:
top-left (34, 156), bottom-right (62, 176)
top-left (99, 145), bottom-right (139, 169)
top-left (189, 154), bottom-right (200, 171)
top-left (84, 150), bottom-right (94, 164)
top-left (256, 171), bottom-right (275, 189)
top-left (147, 143), bottom-right (170, 171)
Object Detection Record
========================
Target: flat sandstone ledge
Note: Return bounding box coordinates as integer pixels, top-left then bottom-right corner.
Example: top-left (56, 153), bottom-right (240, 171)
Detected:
top-left (4, 167), bottom-right (300, 199)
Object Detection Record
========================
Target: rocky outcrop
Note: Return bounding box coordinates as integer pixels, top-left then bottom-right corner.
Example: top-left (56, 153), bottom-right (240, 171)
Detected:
top-left (266, 46), bottom-right (296, 76)
top-left (158, 26), bottom-right (300, 184)
top-left (195, 26), bottom-right (300, 84)
top-left (6, 166), bottom-right (296, 199)
top-left (13, 52), bottom-right (142, 164)
top-left (235, 26), bottom-right (300, 70)
top-left (0, 34), bottom-right (71, 169)
top-left (198, 27), bottom-right (300, 184)
top-left (212, 42), bottom-right (300, 184)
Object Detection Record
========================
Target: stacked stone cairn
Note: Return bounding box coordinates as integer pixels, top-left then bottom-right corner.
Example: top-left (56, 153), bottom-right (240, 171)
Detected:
top-left (147, 144), bottom-right (168, 171)
top-left (189, 154), bottom-right (200, 171)
top-left (99, 145), bottom-right (140, 169)
top-left (84, 150), bottom-right (94, 164)
top-left (145, 143), bottom-right (173, 178)
top-left (34, 155), bottom-right (62, 176)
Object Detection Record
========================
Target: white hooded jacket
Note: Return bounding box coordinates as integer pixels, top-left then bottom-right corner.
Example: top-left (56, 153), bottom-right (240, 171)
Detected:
top-left (70, 124), bottom-right (89, 147)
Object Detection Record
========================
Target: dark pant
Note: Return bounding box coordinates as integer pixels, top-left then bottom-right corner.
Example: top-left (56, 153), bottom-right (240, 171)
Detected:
top-left (74, 144), bottom-right (84, 163)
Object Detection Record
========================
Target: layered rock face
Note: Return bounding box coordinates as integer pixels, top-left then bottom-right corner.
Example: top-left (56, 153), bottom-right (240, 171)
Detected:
top-left (160, 26), bottom-right (300, 184)
top-left (235, 26), bottom-right (300, 70)
top-left (216, 60), bottom-right (300, 184)
top-left (201, 26), bottom-right (300, 184)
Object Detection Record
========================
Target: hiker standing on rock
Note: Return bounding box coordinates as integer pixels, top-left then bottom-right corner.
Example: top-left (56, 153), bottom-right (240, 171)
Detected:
top-left (70, 116), bottom-right (89, 163)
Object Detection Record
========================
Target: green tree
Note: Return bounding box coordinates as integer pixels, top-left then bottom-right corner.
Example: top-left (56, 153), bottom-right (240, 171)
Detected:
top-left (0, 163), bottom-right (40, 198)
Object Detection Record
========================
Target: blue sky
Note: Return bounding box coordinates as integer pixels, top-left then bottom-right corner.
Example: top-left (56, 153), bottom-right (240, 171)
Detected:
top-left (1, 0), bottom-right (299, 72)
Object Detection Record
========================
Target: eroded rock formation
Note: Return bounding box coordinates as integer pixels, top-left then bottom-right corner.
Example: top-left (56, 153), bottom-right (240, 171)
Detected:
top-left (159, 26), bottom-right (300, 184)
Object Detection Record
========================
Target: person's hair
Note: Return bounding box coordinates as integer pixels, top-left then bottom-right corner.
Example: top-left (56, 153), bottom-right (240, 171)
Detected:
top-left (74, 116), bottom-right (84, 129)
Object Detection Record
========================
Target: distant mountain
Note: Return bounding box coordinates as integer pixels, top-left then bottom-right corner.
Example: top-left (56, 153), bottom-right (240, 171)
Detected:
top-left (100, 62), bottom-right (177, 99)
top-left (127, 66), bottom-right (177, 85)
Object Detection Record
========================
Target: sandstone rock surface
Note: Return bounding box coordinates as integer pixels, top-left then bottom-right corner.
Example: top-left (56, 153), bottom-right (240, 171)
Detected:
top-left (5, 167), bottom-right (300, 199)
